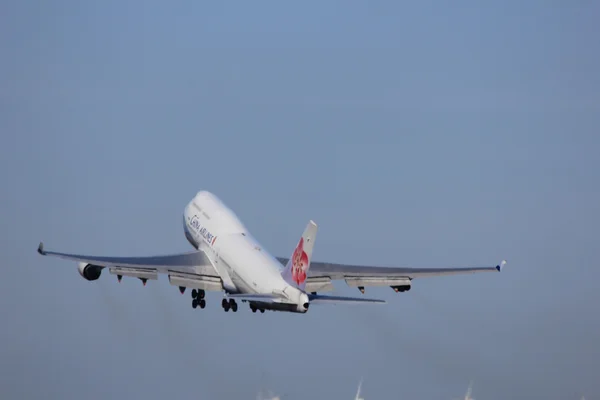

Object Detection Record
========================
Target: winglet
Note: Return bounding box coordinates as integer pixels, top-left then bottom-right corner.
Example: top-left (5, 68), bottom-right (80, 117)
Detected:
top-left (496, 260), bottom-right (507, 272)
top-left (37, 242), bottom-right (46, 255)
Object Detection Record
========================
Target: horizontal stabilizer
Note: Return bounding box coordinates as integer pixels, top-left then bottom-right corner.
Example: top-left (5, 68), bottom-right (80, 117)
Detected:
top-left (308, 293), bottom-right (386, 305)
top-left (226, 293), bottom-right (286, 304)
top-left (496, 260), bottom-right (507, 272)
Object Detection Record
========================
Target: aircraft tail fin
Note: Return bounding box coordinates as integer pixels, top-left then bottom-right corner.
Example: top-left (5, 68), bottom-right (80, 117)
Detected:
top-left (281, 220), bottom-right (317, 291)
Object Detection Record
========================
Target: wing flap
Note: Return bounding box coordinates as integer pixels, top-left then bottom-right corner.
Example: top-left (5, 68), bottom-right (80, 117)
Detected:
top-left (345, 276), bottom-right (411, 288)
top-left (304, 277), bottom-right (335, 293)
top-left (168, 271), bottom-right (223, 292)
top-left (109, 267), bottom-right (158, 281)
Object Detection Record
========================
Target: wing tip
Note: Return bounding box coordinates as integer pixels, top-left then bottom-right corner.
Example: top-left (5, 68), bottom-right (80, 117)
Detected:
top-left (496, 260), bottom-right (507, 272)
top-left (37, 242), bottom-right (46, 255)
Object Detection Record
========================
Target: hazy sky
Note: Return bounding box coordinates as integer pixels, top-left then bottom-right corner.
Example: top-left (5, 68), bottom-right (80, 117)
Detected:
top-left (1, 1), bottom-right (599, 399)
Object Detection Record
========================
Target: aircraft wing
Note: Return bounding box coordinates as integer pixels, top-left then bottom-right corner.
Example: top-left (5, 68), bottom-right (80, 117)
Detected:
top-left (305, 260), bottom-right (506, 279)
top-left (276, 256), bottom-right (506, 292)
top-left (37, 242), bottom-right (223, 291)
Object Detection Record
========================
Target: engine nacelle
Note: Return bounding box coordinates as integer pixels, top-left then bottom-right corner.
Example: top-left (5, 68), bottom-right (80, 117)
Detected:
top-left (391, 284), bottom-right (411, 292)
top-left (77, 262), bottom-right (103, 281)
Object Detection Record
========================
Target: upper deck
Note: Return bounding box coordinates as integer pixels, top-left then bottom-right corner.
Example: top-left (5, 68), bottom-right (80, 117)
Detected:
top-left (191, 191), bottom-right (248, 235)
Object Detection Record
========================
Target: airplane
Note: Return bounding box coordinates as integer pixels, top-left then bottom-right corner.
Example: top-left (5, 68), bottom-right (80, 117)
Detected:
top-left (255, 372), bottom-right (285, 400)
top-left (453, 381), bottom-right (474, 400)
top-left (256, 388), bottom-right (283, 400)
top-left (37, 190), bottom-right (507, 314)
top-left (355, 377), bottom-right (365, 400)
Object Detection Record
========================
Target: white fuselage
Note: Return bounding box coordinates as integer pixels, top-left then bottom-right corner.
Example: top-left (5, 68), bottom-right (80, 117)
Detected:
top-left (182, 191), bottom-right (309, 313)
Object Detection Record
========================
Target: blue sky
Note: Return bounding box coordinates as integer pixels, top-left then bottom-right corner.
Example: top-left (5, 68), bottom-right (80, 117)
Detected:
top-left (1, 1), bottom-right (599, 399)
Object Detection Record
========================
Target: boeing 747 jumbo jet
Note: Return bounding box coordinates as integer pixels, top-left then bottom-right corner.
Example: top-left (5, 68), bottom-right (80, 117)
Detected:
top-left (37, 191), bottom-right (507, 314)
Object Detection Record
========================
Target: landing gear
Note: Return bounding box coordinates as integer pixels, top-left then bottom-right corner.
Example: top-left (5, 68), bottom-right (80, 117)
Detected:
top-left (222, 298), bottom-right (238, 312)
top-left (250, 303), bottom-right (265, 313)
top-left (191, 289), bottom-right (206, 309)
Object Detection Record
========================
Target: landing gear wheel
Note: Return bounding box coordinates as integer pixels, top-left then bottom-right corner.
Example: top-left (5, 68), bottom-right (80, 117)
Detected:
top-left (198, 290), bottom-right (205, 299)
top-left (260, 309), bottom-right (265, 313)
top-left (250, 304), bottom-right (257, 313)
top-left (199, 299), bottom-right (206, 309)
top-left (192, 299), bottom-right (198, 309)
top-left (222, 298), bottom-right (230, 312)
top-left (192, 289), bottom-right (198, 298)
top-left (231, 301), bottom-right (238, 312)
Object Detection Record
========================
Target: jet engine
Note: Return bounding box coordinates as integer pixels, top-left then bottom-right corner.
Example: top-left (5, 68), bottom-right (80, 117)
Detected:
top-left (77, 262), bottom-right (103, 281)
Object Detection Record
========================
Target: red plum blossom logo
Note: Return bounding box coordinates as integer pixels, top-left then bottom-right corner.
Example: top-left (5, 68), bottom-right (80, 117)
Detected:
top-left (291, 237), bottom-right (309, 285)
